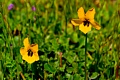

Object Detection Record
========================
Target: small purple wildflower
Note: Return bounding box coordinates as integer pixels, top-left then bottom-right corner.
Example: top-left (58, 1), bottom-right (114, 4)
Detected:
top-left (32, 6), bottom-right (36, 11)
top-left (8, 3), bottom-right (14, 10)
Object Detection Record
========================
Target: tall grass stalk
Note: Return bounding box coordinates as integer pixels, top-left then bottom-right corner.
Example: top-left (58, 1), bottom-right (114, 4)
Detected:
top-left (85, 33), bottom-right (87, 80)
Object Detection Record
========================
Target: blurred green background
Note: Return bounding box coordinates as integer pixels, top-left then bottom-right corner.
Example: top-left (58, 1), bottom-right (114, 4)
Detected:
top-left (0, 0), bottom-right (120, 80)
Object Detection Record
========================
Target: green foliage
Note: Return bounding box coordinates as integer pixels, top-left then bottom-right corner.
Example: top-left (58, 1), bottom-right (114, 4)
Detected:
top-left (0, 0), bottom-right (120, 79)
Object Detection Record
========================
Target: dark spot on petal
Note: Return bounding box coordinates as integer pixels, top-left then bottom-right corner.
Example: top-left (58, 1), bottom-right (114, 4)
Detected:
top-left (28, 49), bottom-right (33, 57)
top-left (89, 8), bottom-right (94, 11)
top-left (31, 44), bottom-right (36, 47)
top-left (83, 20), bottom-right (90, 27)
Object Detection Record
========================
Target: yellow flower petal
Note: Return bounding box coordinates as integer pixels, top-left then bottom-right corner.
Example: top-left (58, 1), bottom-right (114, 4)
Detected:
top-left (90, 20), bottom-right (101, 30)
top-left (30, 44), bottom-right (38, 53)
top-left (71, 19), bottom-right (82, 26)
top-left (79, 23), bottom-right (91, 34)
top-left (23, 38), bottom-right (30, 49)
top-left (22, 52), bottom-right (39, 64)
top-left (78, 7), bottom-right (85, 21)
top-left (20, 38), bottom-right (39, 64)
top-left (20, 47), bottom-right (27, 56)
top-left (33, 52), bottom-right (39, 60)
top-left (22, 55), bottom-right (35, 64)
top-left (85, 8), bottom-right (95, 21)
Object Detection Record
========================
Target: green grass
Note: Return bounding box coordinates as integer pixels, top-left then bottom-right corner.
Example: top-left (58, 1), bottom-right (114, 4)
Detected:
top-left (0, 0), bottom-right (120, 80)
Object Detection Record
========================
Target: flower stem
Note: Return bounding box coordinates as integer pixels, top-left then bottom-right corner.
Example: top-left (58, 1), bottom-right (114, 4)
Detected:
top-left (85, 33), bottom-right (87, 80)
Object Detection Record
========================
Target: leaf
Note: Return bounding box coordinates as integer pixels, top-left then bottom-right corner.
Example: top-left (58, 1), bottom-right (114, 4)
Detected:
top-left (73, 74), bottom-right (81, 80)
top-left (79, 36), bottom-right (85, 48)
top-left (89, 72), bottom-right (99, 79)
top-left (44, 63), bottom-right (56, 73)
top-left (87, 43), bottom-right (95, 52)
top-left (66, 56), bottom-right (74, 64)
top-left (66, 67), bottom-right (74, 73)
top-left (70, 32), bottom-right (79, 43)
top-left (59, 64), bottom-right (66, 72)
top-left (65, 73), bottom-right (73, 80)
top-left (51, 38), bottom-right (58, 51)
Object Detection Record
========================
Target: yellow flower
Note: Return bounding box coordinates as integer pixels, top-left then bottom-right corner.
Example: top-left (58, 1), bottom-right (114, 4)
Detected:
top-left (71, 7), bottom-right (101, 34)
top-left (20, 38), bottom-right (39, 64)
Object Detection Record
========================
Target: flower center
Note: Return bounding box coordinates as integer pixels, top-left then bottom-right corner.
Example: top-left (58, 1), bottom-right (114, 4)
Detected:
top-left (83, 20), bottom-right (90, 27)
top-left (27, 49), bottom-right (33, 57)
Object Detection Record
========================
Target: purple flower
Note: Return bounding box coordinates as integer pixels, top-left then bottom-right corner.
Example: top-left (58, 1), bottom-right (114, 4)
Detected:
top-left (8, 3), bottom-right (14, 10)
top-left (32, 6), bottom-right (36, 11)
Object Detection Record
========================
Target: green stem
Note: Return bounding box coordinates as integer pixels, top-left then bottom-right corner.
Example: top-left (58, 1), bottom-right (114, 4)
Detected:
top-left (44, 70), bottom-right (47, 80)
top-left (85, 33), bottom-right (87, 80)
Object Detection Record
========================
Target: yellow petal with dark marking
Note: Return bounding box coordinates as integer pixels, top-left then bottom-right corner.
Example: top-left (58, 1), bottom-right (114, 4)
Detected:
top-left (85, 8), bottom-right (95, 21)
top-left (90, 20), bottom-right (101, 30)
top-left (20, 37), bottom-right (39, 64)
top-left (30, 44), bottom-right (38, 53)
top-left (22, 52), bottom-right (39, 64)
top-left (79, 23), bottom-right (91, 34)
top-left (71, 19), bottom-right (82, 26)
